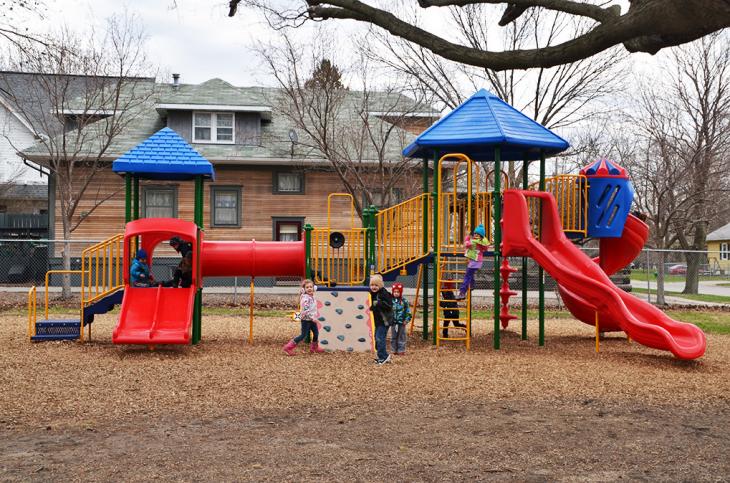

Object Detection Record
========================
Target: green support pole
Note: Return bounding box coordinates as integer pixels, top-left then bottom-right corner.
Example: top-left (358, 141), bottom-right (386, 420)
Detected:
top-left (431, 152), bottom-right (439, 344)
top-left (537, 155), bottom-right (546, 344)
top-left (493, 147), bottom-right (502, 350)
top-left (522, 158), bottom-right (530, 340)
top-left (304, 224), bottom-right (313, 280)
top-left (362, 208), bottom-right (371, 283)
top-left (132, 176), bottom-right (139, 220)
top-left (422, 157), bottom-right (429, 340)
top-left (192, 176), bottom-right (203, 345)
top-left (124, 173), bottom-right (132, 223)
top-left (367, 205), bottom-right (377, 280)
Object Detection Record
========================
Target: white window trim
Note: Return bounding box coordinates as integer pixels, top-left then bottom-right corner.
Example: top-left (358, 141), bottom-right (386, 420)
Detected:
top-left (193, 111), bottom-right (235, 144)
top-left (721, 242), bottom-right (729, 261)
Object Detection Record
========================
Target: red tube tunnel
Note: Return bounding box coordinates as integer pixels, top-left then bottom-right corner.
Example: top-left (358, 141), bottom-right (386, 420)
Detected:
top-left (201, 240), bottom-right (305, 278)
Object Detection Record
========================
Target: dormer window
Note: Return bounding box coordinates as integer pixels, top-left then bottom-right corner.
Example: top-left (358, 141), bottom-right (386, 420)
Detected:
top-left (193, 112), bottom-right (234, 144)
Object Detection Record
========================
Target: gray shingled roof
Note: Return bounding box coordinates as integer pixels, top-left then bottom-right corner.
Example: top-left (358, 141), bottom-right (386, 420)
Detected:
top-left (157, 79), bottom-right (270, 106)
top-left (0, 183), bottom-right (47, 200)
top-left (708, 222), bottom-right (730, 242)
top-left (19, 78), bottom-right (437, 165)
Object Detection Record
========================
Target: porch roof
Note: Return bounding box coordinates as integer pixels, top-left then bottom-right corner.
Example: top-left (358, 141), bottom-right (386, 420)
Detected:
top-left (112, 127), bottom-right (215, 181)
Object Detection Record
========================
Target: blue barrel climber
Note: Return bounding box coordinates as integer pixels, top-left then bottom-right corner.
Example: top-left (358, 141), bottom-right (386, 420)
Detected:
top-left (580, 159), bottom-right (635, 238)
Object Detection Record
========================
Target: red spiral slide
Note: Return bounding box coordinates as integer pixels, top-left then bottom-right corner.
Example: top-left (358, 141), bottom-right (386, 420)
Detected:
top-left (113, 218), bottom-right (305, 345)
top-left (501, 190), bottom-right (705, 360)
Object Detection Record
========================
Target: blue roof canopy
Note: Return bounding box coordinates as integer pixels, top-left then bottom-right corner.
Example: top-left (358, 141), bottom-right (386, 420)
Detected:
top-left (403, 89), bottom-right (569, 161)
top-left (112, 127), bottom-right (215, 180)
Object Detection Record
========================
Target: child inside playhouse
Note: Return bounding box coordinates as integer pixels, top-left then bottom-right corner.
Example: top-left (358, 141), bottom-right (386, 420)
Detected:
top-left (455, 224), bottom-right (491, 300)
top-left (130, 249), bottom-right (156, 287)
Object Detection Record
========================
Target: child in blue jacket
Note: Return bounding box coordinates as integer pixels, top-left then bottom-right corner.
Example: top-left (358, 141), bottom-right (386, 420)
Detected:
top-left (390, 283), bottom-right (412, 355)
top-left (130, 249), bottom-right (156, 287)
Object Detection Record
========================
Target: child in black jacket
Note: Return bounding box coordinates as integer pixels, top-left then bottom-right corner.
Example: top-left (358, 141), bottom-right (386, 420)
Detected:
top-left (369, 274), bottom-right (393, 365)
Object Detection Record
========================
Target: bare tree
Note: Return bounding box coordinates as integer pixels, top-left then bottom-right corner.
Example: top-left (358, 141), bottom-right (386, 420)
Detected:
top-left (0, 15), bottom-right (155, 297)
top-left (666, 33), bottom-right (730, 293)
top-left (623, 32), bottom-right (730, 296)
top-left (258, 33), bottom-right (426, 215)
top-left (361, 3), bottom-right (627, 186)
top-left (230, 1), bottom-right (730, 71)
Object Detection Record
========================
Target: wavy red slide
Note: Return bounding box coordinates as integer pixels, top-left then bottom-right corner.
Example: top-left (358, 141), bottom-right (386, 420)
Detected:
top-left (501, 189), bottom-right (706, 360)
top-left (559, 214), bottom-right (649, 332)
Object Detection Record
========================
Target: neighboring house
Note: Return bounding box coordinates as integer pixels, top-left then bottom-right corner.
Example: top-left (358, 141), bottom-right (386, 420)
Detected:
top-left (707, 222), bottom-right (730, 274)
top-left (19, 76), bottom-right (438, 252)
top-left (0, 95), bottom-right (40, 185)
top-left (0, 184), bottom-right (46, 215)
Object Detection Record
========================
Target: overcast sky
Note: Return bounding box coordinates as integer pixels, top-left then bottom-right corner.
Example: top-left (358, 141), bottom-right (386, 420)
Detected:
top-left (9, 0), bottom-right (652, 89)
top-left (11, 0), bottom-right (276, 86)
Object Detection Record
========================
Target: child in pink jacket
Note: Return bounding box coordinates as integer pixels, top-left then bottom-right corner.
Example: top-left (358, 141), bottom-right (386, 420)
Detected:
top-left (283, 279), bottom-right (325, 355)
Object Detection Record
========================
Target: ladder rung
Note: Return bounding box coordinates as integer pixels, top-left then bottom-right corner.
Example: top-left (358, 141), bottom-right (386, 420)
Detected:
top-left (439, 270), bottom-right (465, 274)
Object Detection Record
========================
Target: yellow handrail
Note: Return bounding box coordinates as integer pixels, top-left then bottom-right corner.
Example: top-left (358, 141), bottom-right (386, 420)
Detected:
top-left (327, 193), bottom-right (356, 230)
top-left (27, 285), bottom-right (37, 339)
top-left (81, 234), bottom-right (124, 305)
top-left (375, 193), bottom-right (432, 274)
top-left (44, 270), bottom-right (83, 320)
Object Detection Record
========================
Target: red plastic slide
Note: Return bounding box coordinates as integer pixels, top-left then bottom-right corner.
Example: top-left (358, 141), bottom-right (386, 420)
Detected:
top-left (559, 214), bottom-right (649, 332)
top-left (113, 286), bottom-right (195, 344)
top-left (501, 190), bottom-right (706, 360)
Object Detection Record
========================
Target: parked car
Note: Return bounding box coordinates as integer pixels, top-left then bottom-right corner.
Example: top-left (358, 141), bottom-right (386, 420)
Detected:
top-left (668, 264), bottom-right (687, 275)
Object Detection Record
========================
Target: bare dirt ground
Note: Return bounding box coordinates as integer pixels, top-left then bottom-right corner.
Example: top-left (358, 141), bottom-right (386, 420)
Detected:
top-left (1, 309), bottom-right (729, 482)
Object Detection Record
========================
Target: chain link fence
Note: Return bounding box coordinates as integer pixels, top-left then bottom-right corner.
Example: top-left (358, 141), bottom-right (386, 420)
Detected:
top-left (2, 239), bottom-right (728, 306)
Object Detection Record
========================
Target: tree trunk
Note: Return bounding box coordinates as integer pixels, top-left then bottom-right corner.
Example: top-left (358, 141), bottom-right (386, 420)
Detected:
top-left (684, 250), bottom-right (702, 294)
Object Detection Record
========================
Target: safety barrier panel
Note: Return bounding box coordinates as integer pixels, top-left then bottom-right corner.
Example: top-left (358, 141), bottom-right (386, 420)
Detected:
top-left (375, 193), bottom-right (432, 274)
top-left (529, 175), bottom-right (588, 236)
top-left (310, 228), bottom-right (367, 286)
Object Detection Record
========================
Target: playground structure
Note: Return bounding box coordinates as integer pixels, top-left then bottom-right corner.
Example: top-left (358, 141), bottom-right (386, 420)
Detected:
top-left (27, 90), bottom-right (706, 359)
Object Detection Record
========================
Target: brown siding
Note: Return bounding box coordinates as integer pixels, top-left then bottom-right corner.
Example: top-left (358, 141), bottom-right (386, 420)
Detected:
top-left (53, 166), bottom-right (371, 255)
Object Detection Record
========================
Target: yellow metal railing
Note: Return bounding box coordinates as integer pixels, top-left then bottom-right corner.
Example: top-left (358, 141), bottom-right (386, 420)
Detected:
top-left (310, 228), bottom-right (367, 286)
top-left (529, 174), bottom-right (588, 235)
top-left (81, 234), bottom-right (124, 305)
top-left (28, 233), bottom-right (125, 342)
top-left (27, 285), bottom-right (37, 338)
top-left (375, 193), bottom-right (432, 274)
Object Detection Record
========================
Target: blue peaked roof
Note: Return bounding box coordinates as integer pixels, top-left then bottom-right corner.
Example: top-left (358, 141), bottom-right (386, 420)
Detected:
top-left (112, 127), bottom-right (215, 180)
top-left (403, 89), bottom-right (569, 161)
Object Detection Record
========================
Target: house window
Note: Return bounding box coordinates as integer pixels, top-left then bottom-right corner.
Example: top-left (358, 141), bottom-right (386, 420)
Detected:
top-left (143, 186), bottom-right (177, 218)
top-left (193, 112), bottom-right (235, 144)
top-left (211, 186), bottom-right (241, 227)
top-left (273, 171), bottom-right (304, 194)
top-left (273, 218), bottom-right (303, 241)
top-left (722, 243), bottom-right (729, 261)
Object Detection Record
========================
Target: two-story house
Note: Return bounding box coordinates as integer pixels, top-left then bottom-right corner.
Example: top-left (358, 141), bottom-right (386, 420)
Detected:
top-left (19, 75), bottom-right (438, 252)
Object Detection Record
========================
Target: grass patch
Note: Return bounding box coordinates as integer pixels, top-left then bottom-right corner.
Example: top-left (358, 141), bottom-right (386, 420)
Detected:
top-left (665, 310), bottom-right (730, 335)
top-left (632, 287), bottom-right (730, 304)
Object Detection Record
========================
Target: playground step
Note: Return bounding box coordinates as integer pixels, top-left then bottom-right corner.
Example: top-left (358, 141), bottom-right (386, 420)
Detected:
top-left (32, 319), bottom-right (81, 342)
